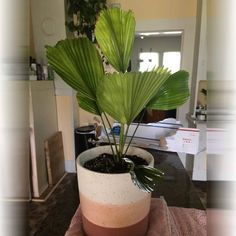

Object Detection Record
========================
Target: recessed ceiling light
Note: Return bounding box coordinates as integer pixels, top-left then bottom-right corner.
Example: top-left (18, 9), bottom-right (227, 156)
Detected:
top-left (138, 31), bottom-right (182, 37)
top-left (162, 31), bottom-right (182, 35)
top-left (139, 32), bottom-right (161, 36)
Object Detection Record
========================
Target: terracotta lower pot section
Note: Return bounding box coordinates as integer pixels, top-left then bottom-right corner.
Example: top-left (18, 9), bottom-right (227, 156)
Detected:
top-left (77, 146), bottom-right (154, 236)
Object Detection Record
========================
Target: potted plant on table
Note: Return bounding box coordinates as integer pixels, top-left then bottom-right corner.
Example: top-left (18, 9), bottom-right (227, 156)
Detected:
top-left (46, 8), bottom-right (189, 236)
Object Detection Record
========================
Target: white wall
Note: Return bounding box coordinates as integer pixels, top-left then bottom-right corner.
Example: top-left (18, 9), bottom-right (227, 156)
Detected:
top-left (31, 0), bottom-right (78, 172)
top-left (31, 0), bottom-right (67, 64)
top-left (208, 0), bottom-right (236, 181)
top-left (55, 76), bottom-right (77, 172)
top-left (30, 81), bottom-right (58, 197)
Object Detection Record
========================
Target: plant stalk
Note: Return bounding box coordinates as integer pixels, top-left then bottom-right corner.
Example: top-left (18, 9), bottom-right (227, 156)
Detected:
top-left (124, 109), bottom-right (146, 156)
top-left (122, 124), bottom-right (130, 156)
top-left (119, 123), bottom-right (125, 157)
top-left (103, 113), bottom-right (120, 162)
top-left (100, 113), bottom-right (115, 157)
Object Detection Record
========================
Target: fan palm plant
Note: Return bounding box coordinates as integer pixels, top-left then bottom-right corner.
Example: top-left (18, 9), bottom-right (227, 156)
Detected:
top-left (46, 8), bottom-right (189, 192)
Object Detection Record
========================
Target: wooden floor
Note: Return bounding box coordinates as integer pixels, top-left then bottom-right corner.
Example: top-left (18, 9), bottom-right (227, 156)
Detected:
top-left (29, 173), bottom-right (79, 236)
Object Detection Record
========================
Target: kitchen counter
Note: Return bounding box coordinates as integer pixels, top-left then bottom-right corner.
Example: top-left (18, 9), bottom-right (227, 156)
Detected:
top-left (147, 148), bottom-right (205, 210)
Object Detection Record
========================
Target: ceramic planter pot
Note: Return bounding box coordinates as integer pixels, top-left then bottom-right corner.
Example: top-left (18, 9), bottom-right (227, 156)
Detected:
top-left (77, 145), bottom-right (154, 236)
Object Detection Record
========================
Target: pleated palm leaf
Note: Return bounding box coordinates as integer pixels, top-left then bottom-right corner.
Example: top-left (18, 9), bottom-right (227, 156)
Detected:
top-left (46, 8), bottom-right (190, 192)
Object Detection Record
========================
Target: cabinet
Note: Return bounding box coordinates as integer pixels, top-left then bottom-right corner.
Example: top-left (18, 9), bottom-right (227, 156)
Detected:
top-left (192, 148), bottom-right (206, 181)
top-left (30, 81), bottom-right (58, 197)
top-left (187, 114), bottom-right (206, 181)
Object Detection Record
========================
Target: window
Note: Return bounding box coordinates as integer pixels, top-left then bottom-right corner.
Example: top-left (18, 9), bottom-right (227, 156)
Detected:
top-left (139, 52), bottom-right (159, 72)
top-left (163, 52), bottom-right (181, 73)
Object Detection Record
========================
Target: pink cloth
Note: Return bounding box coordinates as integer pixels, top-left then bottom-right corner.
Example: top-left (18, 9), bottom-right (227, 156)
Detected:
top-left (65, 198), bottom-right (206, 236)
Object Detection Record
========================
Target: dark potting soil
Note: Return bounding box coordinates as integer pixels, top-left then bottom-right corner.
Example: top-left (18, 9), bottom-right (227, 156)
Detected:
top-left (83, 153), bottom-right (148, 174)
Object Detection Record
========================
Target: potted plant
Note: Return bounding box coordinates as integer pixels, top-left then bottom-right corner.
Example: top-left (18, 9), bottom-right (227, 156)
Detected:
top-left (65, 0), bottom-right (107, 41)
top-left (46, 8), bottom-right (189, 236)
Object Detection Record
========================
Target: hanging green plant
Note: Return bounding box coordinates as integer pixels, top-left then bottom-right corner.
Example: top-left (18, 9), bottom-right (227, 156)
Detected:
top-left (65, 0), bottom-right (107, 41)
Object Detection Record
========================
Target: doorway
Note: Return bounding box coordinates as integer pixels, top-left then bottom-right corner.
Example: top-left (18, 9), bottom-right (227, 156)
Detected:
top-left (131, 31), bottom-right (182, 123)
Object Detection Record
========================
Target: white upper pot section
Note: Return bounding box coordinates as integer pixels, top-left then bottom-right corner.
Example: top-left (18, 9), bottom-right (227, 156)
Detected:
top-left (77, 145), bottom-right (154, 205)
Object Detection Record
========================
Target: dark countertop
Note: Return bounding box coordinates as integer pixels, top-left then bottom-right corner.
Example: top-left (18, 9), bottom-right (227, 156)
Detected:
top-left (146, 148), bottom-right (205, 210)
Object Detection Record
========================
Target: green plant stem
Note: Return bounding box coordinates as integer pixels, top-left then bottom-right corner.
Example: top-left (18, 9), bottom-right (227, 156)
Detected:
top-left (124, 109), bottom-right (146, 156)
top-left (122, 124), bottom-right (130, 156)
top-left (119, 123), bottom-right (125, 157)
top-left (100, 113), bottom-right (115, 157)
top-left (103, 112), bottom-right (120, 162)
